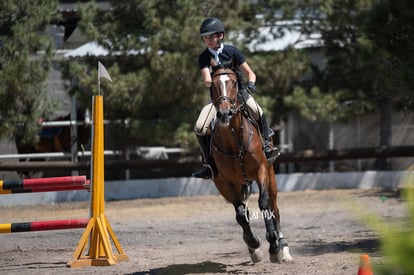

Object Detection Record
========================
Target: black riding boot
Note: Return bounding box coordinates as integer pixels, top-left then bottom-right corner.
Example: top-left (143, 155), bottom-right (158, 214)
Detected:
top-left (258, 115), bottom-right (280, 164)
top-left (192, 135), bottom-right (217, 179)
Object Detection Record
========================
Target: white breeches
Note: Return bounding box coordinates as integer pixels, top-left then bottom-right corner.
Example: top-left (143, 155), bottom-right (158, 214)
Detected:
top-left (194, 95), bottom-right (263, 136)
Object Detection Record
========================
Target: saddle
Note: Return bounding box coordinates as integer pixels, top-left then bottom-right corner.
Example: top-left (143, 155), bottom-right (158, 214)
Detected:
top-left (39, 127), bottom-right (63, 139)
top-left (35, 127), bottom-right (65, 152)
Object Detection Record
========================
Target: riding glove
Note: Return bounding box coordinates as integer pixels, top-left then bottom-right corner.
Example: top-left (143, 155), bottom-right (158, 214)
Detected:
top-left (246, 81), bottom-right (256, 94)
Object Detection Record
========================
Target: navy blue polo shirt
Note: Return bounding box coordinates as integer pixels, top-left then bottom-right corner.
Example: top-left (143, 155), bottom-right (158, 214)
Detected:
top-left (198, 44), bottom-right (246, 88)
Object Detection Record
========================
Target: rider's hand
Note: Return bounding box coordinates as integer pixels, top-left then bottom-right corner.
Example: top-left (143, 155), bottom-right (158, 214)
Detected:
top-left (246, 81), bottom-right (256, 94)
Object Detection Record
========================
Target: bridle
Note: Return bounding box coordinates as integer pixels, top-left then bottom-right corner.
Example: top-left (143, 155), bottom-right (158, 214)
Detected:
top-left (211, 69), bottom-right (241, 114)
top-left (211, 68), bottom-right (254, 165)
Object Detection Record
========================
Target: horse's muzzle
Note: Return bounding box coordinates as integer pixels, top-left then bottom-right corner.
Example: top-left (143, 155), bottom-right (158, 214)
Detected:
top-left (217, 109), bottom-right (234, 126)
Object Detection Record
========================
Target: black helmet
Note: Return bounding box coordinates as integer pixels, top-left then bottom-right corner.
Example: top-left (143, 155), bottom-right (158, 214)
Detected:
top-left (199, 17), bottom-right (225, 36)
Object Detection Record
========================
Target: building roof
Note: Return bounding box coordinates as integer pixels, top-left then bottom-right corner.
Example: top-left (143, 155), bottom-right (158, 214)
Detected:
top-left (64, 41), bottom-right (108, 58)
top-left (246, 26), bottom-right (323, 52)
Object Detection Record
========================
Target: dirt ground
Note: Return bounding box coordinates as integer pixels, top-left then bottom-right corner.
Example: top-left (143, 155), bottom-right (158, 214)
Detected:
top-left (0, 188), bottom-right (407, 275)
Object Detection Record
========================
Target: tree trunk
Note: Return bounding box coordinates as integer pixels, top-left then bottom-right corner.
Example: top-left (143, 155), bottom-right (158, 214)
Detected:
top-left (376, 98), bottom-right (392, 170)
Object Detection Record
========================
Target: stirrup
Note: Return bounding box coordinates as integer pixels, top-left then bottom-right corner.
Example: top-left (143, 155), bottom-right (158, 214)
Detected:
top-left (265, 146), bottom-right (280, 164)
top-left (192, 164), bottom-right (215, 179)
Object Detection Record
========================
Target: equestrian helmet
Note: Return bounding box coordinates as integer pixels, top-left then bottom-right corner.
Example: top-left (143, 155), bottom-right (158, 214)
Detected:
top-left (200, 17), bottom-right (225, 36)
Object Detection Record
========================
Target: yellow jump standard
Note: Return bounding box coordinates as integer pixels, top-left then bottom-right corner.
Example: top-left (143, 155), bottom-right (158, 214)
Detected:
top-left (67, 95), bottom-right (129, 267)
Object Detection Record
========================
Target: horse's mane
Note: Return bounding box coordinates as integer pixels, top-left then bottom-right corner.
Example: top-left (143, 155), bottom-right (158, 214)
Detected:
top-left (211, 61), bottom-right (234, 73)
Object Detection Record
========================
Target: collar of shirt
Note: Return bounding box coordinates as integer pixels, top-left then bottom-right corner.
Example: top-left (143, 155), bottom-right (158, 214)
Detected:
top-left (208, 43), bottom-right (224, 64)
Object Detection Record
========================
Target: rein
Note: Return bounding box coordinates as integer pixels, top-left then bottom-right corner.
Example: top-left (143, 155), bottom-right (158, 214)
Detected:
top-left (211, 68), bottom-right (250, 159)
top-left (212, 105), bottom-right (254, 159)
top-left (212, 110), bottom-right (254, 183)
top-left (211, 67), bottom-right (254, 182)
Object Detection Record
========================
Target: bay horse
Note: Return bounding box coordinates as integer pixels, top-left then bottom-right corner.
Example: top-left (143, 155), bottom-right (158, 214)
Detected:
top-left (209, 59), bottom-right (292, 263)
top-left (16, 110), bottom-right (91, 154)
top-left (15, 110), bottom-right (91, 177)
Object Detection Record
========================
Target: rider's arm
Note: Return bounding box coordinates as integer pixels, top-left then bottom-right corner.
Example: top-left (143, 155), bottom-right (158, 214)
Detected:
top-left (201, 67), bottom-right (212, 88)
top-left (240, 62), bottom-right (256, 83)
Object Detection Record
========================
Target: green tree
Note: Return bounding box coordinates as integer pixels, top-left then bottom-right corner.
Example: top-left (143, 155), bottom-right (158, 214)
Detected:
top-left (62, 0), bottom-right (310, 151)
top-left (365, 0), bottom-right (414, 112)
top-left (282, 0), bottom-right (376, 123)
top-left (62, 0), bottom-right (287, 150)
top-left (363, 0), bottom-right (414, 170)
top-left (281, 0), bottom-right (414, 169)
top-left (0, 0), bottom-right (59, 144)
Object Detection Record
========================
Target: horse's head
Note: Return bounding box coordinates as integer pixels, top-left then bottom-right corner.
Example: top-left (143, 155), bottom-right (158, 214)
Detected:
top-left (210, 59), bottom-right (238, 127)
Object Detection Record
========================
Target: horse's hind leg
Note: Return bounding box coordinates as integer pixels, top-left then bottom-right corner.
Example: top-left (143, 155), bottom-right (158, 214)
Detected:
top-left (258, 181), bottom-right (293, 263)
top-left (234, 203), bottom-right (263, 263)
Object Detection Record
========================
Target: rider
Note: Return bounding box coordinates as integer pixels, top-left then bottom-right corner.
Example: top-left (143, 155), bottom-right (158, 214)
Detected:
top-left (192, 17), bottom-right (279, 179)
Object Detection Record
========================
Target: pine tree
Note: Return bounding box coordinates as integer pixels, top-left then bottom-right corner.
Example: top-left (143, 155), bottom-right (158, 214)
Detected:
top-left (62, 0), bottom-right (267, 149)
top-left (281, 0), bottom-right (414, 169)
top-left (0, 0), bottom-right (58, 144)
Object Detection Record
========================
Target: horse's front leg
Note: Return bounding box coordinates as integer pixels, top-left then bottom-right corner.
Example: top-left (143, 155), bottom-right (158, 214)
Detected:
top-left (234, 203), bottom-right (263, 263)
top-left (258, 183), bottom-right (293, 263)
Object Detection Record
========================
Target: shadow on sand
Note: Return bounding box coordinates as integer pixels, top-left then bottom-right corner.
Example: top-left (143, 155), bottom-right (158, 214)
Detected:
top-left (128, 260), bottom-right (228, 275)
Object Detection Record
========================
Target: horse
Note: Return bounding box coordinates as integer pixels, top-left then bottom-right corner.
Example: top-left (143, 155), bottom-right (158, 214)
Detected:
top-left (15, 109), bottom-right (91, 177)
top-left (209, 59), bottom-right (293, 263)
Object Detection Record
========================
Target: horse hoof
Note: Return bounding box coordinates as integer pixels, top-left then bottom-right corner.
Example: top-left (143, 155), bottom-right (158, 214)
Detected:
top-left (269, 252), bottom-right (281, 263)
top-left (269, 246), bottom-right (293, 263)
top-left (280, 246), bottom-right (293, 262)
top-left (249, 247), bottom-right (263, 263)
